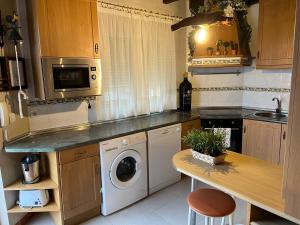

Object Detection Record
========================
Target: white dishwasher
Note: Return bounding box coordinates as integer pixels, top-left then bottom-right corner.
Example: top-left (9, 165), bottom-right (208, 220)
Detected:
top-left (147, 124), bottom-right (182, 194)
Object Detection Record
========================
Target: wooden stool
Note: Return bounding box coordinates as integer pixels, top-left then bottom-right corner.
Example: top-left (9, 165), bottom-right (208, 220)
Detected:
top-left (187, 188), bottom-right (236, 225)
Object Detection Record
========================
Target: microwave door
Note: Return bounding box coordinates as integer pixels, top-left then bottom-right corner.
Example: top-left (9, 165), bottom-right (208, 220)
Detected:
top-left (52, 64), bottom-right (91, 92)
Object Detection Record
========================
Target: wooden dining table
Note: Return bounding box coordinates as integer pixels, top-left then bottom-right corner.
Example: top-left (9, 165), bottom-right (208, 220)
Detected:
top-left (172, 150), bottom-right (300, 225)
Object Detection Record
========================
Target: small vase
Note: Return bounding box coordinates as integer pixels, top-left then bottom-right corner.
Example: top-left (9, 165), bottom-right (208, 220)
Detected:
top-left (191, 150), bottom-right (226, 165)
top-left (215, 50), bottom-right (221, 56)
top-left (207, 49), bottom-right (213, 56)
top-left (231, 50), bottom-right (237, 55)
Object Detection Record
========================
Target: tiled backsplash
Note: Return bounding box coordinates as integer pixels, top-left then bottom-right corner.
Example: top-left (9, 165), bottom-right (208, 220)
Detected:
top-left (190, 69), bottom-right (292, 111)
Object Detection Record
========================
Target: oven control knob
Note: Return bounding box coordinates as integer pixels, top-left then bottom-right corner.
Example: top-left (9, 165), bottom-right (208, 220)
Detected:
top-left (91, 74), bottom-right (97, 80)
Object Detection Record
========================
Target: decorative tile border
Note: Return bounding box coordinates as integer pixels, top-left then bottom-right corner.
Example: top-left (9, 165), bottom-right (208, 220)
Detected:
top-left (27, 96), bottom-right (96, 106)
top-left (192, 86), bottom-right (291, 93)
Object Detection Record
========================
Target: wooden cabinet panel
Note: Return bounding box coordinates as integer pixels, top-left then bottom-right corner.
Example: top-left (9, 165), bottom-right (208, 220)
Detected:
top-left (181, 119), bottom-right (201, 150)
top-left (59, 144), bottom-right (99, 164)
top-left (33, 0), bottom-right (100, 58)
top-left (256, 0), bottom-right (296, 69)
top-left (283, 4), bottom-right (300, 218)
top-left (60, 155), bottom-right (100, 220)
top-left (279, 124), bottom-right (288, 166)
top-left (242, 119), bottom-right (281, 164)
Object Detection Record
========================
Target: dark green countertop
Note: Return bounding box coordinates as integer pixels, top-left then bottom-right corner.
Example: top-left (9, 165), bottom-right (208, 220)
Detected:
top-left (5, 107), bottom-right (287, 153)
top-left (5, 111), bottom-right (200, 153)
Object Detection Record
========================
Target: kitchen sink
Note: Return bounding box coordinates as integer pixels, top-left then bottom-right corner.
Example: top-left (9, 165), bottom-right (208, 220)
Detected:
top-left (254, 112), bottom-right (287, 119)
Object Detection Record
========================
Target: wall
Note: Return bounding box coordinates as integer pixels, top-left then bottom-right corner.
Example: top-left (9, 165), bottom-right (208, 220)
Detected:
top-left (27, 0), bottom-right (187, 131)
top-left (189, 3), bottom-right (292, 112)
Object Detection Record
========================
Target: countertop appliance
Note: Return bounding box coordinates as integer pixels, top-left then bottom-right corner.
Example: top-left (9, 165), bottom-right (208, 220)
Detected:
top-left (201, 119), bottom-right (243, 153)
top-left (21, 154), bottom-right (40, 184)
top-left (33, 58), bottom-right (102, 100)
top-left (147, 124), bottom-right (181, 194)
top-left (100, 132), bottom-right (148, 215)
top-left (18, 190), bottom-right (49, 208)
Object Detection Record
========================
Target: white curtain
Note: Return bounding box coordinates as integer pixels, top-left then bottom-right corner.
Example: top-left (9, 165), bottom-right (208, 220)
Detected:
top-left (97, 4), bottom-right (177, 121)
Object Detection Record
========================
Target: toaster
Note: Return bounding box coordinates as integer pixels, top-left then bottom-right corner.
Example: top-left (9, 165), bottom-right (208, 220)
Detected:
top-left (18, 190), bottom-right (49, 208)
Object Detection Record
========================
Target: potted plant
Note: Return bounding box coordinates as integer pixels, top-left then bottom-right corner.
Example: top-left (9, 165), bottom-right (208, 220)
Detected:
top-left (207, 47), bottom-right (214, 56)
top-left (215, 40), bottom-right (223, 55)
top-left (223, 41), bottom-right (230, 55)
top-left (182, 129), bottom-right (227, 165)
top-left (230, 41), bottom-right (238, 55)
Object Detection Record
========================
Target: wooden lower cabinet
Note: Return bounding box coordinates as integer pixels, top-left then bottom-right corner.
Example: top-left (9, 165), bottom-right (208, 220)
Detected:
top-left (181, 119), bottom-right (201, 150)
top-left (242, 119), bottom-right (282, 165)
top-left (58, 144), bottom-right (101, 225)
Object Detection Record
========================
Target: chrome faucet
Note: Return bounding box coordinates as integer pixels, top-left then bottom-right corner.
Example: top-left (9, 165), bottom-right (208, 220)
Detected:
top-left (272, 97), bottom-right (282, 114)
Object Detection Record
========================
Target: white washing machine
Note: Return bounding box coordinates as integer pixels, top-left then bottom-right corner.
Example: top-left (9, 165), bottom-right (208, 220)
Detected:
top-left (100, 132), bottom-right (148, 216)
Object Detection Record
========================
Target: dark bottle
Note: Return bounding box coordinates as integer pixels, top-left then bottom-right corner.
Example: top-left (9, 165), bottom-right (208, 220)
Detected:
top-left (179, 73), bottom-right (192, 111)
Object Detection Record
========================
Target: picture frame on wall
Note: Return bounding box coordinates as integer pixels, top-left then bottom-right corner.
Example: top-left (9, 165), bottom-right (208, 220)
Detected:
top-left (6, 57), bottom-right (27, 90)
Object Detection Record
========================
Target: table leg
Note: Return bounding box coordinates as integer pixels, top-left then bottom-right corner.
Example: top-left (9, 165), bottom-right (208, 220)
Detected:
top-left (191, 178), bottom-right (197, 192)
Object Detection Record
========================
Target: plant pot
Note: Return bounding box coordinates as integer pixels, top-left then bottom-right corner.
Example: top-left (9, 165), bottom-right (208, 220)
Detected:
top-left (231, 49), bottom-right (237, 55)
top-left (191, 150), bottom-right (226, 165)
top-left (207, 49), bottom-right (213, 56)
top-left (215, 50), bottom-right (221, 56)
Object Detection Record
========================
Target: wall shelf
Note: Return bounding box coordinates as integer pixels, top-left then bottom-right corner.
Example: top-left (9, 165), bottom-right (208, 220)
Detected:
top-left (188, 65), bottom-right (249, 75)
top-left (4, 177), bottom-right (58, 191)
top-left (8, 201), bottom-right (60, 213)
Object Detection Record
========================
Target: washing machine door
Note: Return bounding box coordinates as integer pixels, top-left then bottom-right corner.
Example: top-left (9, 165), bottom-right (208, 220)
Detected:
top-left (110, 149), bottom-right (143, 190)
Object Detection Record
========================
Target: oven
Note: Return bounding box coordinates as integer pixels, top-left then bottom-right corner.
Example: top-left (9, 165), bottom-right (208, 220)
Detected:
top-left (35, 58), bottom-right (102, 100)
top-left (201, 119), bottom-right (243, 153)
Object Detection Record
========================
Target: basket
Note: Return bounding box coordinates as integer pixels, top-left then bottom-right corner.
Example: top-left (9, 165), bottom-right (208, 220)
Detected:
top-left (191, 150), bottom-right (226, 165)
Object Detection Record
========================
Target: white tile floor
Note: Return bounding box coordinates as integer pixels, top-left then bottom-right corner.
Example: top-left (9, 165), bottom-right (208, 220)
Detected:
top-left (28, 178), bottom-right (247, 225)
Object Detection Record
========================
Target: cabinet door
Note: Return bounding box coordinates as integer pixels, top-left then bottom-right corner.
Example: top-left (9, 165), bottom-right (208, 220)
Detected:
top-left (256, 0), bottom-right (296, 69)
top-left (60, 155), bottom-right (101, 220)
top-left (39, 0), bottom-right (100, 58)
top-left (279, 124), bottom-right (288, 166)
top-left (242, 120), bottom-right (281, 164)
top-left (181, 119), bottom-right (201, 150)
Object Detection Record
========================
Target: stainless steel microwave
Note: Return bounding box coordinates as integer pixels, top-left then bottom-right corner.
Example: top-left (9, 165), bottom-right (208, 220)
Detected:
top-left (34, 58), bottom-right (102, 100)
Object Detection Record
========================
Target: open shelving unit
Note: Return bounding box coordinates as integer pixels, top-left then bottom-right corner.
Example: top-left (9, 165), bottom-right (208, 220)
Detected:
top-left (4, 152), bottom-right (63, 225)
top-left (4, 177), bottom-right (58, 191)
top-left (7, 201), bottom-right (60, 213)
top-left (249, 205), bottom-right (298, 225)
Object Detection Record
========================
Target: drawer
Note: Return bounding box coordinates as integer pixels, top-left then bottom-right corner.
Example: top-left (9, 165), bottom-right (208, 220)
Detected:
top-left (58, 144), bottom-right (99, 164)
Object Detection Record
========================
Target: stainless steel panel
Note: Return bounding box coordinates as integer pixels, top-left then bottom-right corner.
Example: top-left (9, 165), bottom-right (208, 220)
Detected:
top-left (35, 57), bottom-right (102, 100)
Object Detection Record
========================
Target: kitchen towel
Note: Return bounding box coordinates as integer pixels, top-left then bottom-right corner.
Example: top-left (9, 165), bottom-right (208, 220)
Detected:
top-left (213, 128), bottom-right (231, 148)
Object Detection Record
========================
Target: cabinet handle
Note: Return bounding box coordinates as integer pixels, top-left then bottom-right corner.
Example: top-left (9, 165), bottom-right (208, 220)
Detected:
top-left (243, 126), bottom-right (246, 133)
top-left (94, 43), bottom-right (99, 54)
top-left (257, 51), bottom-right (260, 59)
top-left (283, 131), bottom-right (286, 140)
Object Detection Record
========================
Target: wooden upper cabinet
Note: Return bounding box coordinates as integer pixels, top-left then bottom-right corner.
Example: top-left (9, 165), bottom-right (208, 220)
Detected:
top-left (256, 0), bottom-right (296, 69)
top-left (242, 119), bottom-right (281, 164)
top-left (32, 0), bottom-right (100, 58)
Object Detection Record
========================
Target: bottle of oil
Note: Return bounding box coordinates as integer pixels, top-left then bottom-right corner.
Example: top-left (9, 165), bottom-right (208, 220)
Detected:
top-left (179, 72), bottom-right (192, 111)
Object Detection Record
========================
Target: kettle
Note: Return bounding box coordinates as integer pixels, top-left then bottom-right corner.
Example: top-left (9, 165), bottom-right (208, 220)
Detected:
top-left (21, 154), bottom-right (41, 184)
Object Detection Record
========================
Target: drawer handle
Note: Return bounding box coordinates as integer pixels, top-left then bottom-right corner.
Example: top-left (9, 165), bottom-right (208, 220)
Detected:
top-left (95, 43), bottom-right (99, 54)
top-left (283, 131), bottom-right (286, 140)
